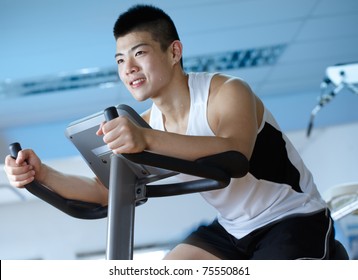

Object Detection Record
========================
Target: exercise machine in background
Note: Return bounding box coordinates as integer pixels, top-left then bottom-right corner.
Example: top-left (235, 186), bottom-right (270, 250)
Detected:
top-left (307, 62), bottom-right (358, 137)
top-left (325, 182), bottom-right (358, 221)
top-left (324, 182), bottom-right (358, 259)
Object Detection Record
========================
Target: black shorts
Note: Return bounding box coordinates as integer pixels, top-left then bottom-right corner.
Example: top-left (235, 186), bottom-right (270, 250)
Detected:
top-left (183, 209), bottom-right (335, 260)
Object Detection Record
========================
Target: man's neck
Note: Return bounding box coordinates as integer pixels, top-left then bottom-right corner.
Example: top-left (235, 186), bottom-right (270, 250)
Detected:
top-left (153, 71), bottom-right (190, 133)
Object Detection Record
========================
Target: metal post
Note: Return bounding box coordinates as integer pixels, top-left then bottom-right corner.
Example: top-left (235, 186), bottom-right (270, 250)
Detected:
top-left (106, 155), bottom-right (137, 260)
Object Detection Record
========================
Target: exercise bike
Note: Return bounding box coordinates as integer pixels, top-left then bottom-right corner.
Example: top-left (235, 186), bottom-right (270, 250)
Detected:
top-left (9, 104), bottom-right (248, 260)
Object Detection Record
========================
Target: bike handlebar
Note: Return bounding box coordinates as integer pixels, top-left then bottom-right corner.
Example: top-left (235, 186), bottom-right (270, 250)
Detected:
top-left (8, 105), bottom-right (249, 219)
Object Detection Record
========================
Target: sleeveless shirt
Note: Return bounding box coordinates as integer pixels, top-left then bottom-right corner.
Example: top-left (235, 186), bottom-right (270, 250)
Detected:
top-left (149, 72), bottom-right (327, 239)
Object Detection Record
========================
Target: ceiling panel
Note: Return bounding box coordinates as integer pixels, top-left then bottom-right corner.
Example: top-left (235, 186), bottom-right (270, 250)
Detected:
top-left (295, 13), bottom-right (358, 41)
top-left (183, 21), bottom-right (301, 56)
top-left (280, 37), bottom-right (358, 63)
top-left (312, 0), bottom-right (358, 16)
top-left (173, 0), bottom-right (317, 33)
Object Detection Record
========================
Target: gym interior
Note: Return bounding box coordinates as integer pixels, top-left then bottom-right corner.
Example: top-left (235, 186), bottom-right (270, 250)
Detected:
top-left (0, 0), bottom-right (358, 260)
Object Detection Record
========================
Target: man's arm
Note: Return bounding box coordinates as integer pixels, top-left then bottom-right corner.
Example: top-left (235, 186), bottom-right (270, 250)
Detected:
top-left (4, 150), bottom-right (108, 206)
top-left (98, 75), bottom-right (261, 162)
top-left (40, 164), bottom-right (109, 206)
top-left (142, 76), bottom-right (261, 161)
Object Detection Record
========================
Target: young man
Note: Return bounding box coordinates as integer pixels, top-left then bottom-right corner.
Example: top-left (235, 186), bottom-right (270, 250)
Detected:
top-left (4, 4), bottom-right (335, 259)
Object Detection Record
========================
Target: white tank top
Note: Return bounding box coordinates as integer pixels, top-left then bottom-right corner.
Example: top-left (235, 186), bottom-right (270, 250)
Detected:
top-left (150, 72), bottom-right (327, 239)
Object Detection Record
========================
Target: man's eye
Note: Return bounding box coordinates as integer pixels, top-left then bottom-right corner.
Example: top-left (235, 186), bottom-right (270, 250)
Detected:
top-left (135, 51), bottom-right (144, 56)
top-left (117, 59), bottom-right (124, 64)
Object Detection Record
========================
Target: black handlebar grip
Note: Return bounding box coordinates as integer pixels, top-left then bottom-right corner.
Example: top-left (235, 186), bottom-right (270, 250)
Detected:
top-left (8, 141), bottom-right (107, 219)
top-left (104, 106), bottom-right (119, 121)
top-left (9, 142), bottom-right (22, 159)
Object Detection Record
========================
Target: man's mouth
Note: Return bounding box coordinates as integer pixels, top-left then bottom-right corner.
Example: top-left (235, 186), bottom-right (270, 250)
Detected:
top-left (130, 78), bottom-right (146, 87)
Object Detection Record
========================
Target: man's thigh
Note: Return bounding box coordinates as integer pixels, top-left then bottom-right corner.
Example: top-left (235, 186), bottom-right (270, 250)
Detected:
top-left (163, 243), bottom-right (221, 260)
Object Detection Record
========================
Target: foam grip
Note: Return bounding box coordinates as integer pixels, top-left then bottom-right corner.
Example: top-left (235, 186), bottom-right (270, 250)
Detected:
top-left (9, 142), bottom-right (22, 159)
top-left (104, 106), bottom-right (119, 121)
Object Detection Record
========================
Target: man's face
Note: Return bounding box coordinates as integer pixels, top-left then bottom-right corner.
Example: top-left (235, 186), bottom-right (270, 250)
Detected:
top-left (115, 31), bottom-right (173, 101)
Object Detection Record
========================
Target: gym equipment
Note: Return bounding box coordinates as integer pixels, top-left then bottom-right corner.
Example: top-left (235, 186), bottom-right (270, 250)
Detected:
top-left (307, 62), bottom-right (358, 137)
top-left (9, 104), bottom-right (249, 260)
top-left (9, 104), bottom-right (349, 259)
top-left (323, 182), bottom-right (358, 260)
top-left (324, 182), bottom-right (358, 221)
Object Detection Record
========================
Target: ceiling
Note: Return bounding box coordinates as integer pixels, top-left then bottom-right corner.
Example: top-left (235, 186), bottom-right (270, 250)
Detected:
top-left (1, 0), bottom-right (358, 91)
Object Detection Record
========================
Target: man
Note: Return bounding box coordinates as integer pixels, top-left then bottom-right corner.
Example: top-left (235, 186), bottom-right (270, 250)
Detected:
top-left (4, 4), bottom-right (334, 259)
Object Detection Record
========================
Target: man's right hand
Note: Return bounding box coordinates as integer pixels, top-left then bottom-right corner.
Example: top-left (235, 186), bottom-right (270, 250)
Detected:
top-left (4, 149), bottom-right (45, 188)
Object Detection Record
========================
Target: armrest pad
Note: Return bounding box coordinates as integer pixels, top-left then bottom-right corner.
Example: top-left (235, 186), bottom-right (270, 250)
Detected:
top-left (25, 180), bottom-right (108, 219)
top-left (195, 150), bottom-right (249, 178)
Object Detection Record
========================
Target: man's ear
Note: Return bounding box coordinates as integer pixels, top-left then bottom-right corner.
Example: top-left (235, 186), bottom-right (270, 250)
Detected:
top-left (170, 40), bottom-right (183, 65)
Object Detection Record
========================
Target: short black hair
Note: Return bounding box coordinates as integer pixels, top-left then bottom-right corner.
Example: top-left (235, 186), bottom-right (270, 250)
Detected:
top-left (113, 4), bottom-right (180, 53)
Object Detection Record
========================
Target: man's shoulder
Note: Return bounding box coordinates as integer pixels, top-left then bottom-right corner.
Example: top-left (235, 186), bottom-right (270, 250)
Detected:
top-left (209, 74), bottom-right (251, 98)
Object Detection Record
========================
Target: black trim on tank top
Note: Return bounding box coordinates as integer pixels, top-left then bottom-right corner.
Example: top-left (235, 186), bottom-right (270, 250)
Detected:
top-left (249, 123), bottom-right (302, 193)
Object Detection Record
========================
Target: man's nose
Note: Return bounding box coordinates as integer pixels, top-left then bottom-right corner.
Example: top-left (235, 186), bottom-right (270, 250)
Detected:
top-left (125, 60), bottom-right (139, 75)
